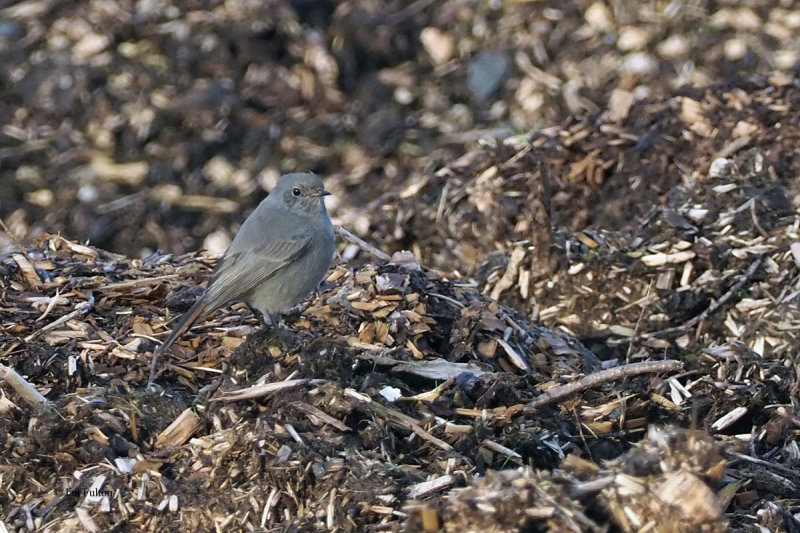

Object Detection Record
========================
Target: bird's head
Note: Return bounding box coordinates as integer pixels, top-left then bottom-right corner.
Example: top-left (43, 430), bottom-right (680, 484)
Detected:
top-left (273, 172), bottom-right (332, 214)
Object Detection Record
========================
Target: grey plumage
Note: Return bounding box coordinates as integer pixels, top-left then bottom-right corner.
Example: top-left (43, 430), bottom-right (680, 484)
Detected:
top-left (149, 172), bottom-right (335, 383)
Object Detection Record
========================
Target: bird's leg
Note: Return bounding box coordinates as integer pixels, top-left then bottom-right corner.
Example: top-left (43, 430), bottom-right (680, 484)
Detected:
top-left (246, 305), bottom-right (286, 334)
top-left (268, 312), bottom-right (282, 330)
top-left (246, 305), bottom-right (294, 346)
top-left (269, 311), bottom-right (300, 346)
top-left (247, 304), bottom-right (271, 329)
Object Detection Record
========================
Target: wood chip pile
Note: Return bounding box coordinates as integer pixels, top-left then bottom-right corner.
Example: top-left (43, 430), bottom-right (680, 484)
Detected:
top-left (2, 0), bottom-right (800, 531)
top-left (3, 145), bottom-right (800, 530)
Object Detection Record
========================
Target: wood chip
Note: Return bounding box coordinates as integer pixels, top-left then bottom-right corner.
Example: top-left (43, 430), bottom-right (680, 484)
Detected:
top-left (155, 408), bottom-right (201, 447)
top-left (12, 253), bottom-right (41, 288)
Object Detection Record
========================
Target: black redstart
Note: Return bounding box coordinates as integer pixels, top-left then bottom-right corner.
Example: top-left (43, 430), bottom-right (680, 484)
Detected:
top-left (149, 172), bottom-right (335, 383)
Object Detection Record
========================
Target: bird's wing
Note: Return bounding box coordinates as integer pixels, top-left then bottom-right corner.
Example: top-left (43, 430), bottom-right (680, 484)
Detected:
top-left (202, 232), bottom-right (312, 312)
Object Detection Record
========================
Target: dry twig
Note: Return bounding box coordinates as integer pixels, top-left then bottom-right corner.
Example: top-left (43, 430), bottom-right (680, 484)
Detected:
top-left (344, 388), bottom-right (453, 451)
top-left (212, 378), bottom-right (309, 402)
top-left (24, 293), bottom-right (95, 342)
top-left (609, 254), bottom-right (768, 345)
top-left (335, 226), bottom-right (391, 262)
top-left (0, 215), bottom-right (26, 252)
top-left (524, 360), bottom-right (683, 412)
top-left (727, 451), bottom-right (800, 480)
top-left (647, 255), bottom-right (765, 338)
top-left (289, 401), bottom-right (352, 432)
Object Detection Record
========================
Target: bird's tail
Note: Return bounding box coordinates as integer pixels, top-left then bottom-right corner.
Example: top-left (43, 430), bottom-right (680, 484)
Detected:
top-left (148, 299), bottom-right (207, 385)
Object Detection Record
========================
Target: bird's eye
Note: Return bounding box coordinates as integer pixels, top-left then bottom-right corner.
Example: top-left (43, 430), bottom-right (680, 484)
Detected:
top-left (292, 187), bottom-right (301, 197)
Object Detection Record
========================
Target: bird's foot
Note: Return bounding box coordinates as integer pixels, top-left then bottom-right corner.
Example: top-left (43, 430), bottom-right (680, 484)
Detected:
top-left (246, 306), bottom-right (296, 347)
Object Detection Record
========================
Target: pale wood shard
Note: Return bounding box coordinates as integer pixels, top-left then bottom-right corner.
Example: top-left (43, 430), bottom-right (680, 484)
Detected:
top-left (155, 408), bottom-right (201, 448)
top-left (407, 474), bottom-right (456, 499)
top-left (489, 247), bottom-right (526, 301)
top-left (0, 363), bottom-right (53, 412)
top-left (656, 470), bottom-right (722, 524)
top-left (640, 251), bottom-right (696, 267)
top-left (24, 295), bottom-right (95, 342)
top-left (344, 388), bottom-right (453, 451)
top-left (289, 401), bottom-right (351, 432)
top-left (214, 379), bottom-right (309, 402)
top-left (711, 406), bottom-right (748, 431)
top-left (12, 253), bottom-right (42, 288)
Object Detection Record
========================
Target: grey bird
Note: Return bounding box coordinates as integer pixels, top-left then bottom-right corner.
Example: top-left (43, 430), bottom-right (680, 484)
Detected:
top-left (149, 172), bottom-right (335, 383)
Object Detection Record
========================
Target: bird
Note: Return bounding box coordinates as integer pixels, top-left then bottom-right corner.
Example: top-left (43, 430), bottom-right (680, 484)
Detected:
top-left (149, 172), bottom-right (335, 383)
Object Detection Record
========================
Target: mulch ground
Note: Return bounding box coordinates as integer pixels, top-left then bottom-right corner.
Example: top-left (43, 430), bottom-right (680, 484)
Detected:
top-left (2, 0), bottom-right (800, 532)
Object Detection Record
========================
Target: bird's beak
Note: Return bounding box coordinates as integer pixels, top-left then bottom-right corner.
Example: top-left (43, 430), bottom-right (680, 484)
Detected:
top-left (315, 190), bottom-right (332, 198)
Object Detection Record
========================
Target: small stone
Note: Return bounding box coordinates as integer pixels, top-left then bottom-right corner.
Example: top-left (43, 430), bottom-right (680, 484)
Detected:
top-left (617, 26), bottom-right (649, 51)
top-left (467, 50), bottom-right (509, 103)
top-left (711, 7), bottom-right (761, 31)
top-left (782, 9), bottom-right (800, 28)
top-left (607, 88), bottom-right (634, 122)
top-left (584, 1), bottom-right (613, 32)
top-left (25, 189), bottom-right (54, 208)
top-left (394, 87), bottom-right (414, 105)
top-left (732, 120), bottom-right (757, 138)
top-left (723, 38), bottom-right (747, 61)
top-left (420, 27), bottom-right (455, 66)
top-left (769, 71), bottom-right (792, 87)
top-left (622, 52), bottom-right (656, 75)
top-left (765, 21), bottom-right (791, 41)
top-left (73, 33), bottom-right (109, 60)
top-left (776, 50), bottom-right (798, 70)
top-left (657, 34), bottom-right (689, 59)
top-left (203, 155), bottom-right (237, 187)
top-left (0, 20), bottom-right (23, 40)
top-left (78, 184), bottom-right (99, 203)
